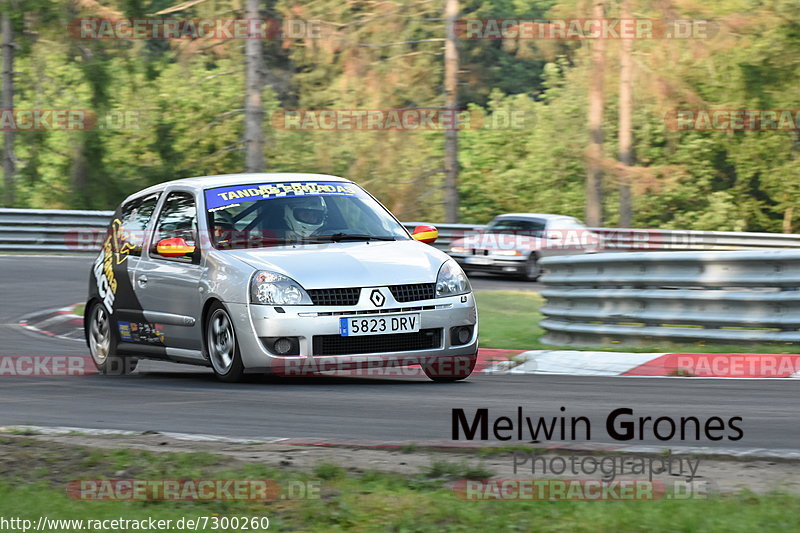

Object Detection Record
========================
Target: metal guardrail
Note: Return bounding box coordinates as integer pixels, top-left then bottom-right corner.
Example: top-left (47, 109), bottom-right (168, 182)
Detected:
top-left (2, 208), bottom-right (800, 254)
top-left (0, 208), bottom-right (114, 253)
top-left (399, 223), bottom-right (800, 252)
top-left (539, 250), bottom-right (800, 346)
top-left (587, 227), bottom-right (800, 251)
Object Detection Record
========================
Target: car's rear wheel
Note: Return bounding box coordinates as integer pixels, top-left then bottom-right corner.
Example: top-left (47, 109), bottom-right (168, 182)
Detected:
top-left (87, 302), bottom-right (137, 375)
top-left (422, 353), bottom-right (477, 382)
top-left (206, 302), bottom-right (245, 382)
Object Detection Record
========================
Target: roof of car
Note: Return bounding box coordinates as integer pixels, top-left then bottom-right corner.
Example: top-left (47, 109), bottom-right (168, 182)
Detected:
top-left (494, 213), bottom-right (576, 221)
top-left (130, 173), bottom-right (352, 199)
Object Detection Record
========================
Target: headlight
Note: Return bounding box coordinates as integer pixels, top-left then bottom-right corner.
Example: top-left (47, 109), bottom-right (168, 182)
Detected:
top-left (493, 249), bottom-right (523, 256)
top-left (436, 259), bottom-right (471, 298)
top-left (250, 271), bottom-right (313, 305)
top-left (450, 245), bottom-right (469, 253)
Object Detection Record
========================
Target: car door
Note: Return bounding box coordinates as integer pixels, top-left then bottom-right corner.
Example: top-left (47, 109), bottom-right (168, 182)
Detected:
top-left (110, 192), bottom-right (162, 338)
top-left (133, 190), bottom-right (205, 353)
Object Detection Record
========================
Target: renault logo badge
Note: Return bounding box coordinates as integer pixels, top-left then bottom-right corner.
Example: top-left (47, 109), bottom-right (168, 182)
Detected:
top-left (370, 289), bottom-right (385, 307)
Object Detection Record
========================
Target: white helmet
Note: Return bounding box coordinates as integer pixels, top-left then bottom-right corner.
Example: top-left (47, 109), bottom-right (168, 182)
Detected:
top-left (284, 196), bottom-right (327, 237)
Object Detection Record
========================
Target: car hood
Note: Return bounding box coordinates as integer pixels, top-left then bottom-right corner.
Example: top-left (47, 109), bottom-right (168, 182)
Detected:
top-left (224, 240), bottom-right (448, 289)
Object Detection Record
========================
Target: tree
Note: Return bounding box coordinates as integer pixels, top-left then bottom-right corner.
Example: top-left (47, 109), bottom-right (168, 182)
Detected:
top-left (585, 0), bottom-right (605, 226)
top-left (244, 0), bottom-right (265, 172)
top-left (2, 6), bottom-right (14, 206)
top-left (443, 0), bottom-right (459, 222)
top-left (617, 0), bottom-right (633, 227)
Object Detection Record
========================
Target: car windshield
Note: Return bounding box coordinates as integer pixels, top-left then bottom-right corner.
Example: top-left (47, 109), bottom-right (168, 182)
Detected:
top-left (486, 218), bottom-right (546, 236)
top-left (204, 181), bottom-right (409, 249)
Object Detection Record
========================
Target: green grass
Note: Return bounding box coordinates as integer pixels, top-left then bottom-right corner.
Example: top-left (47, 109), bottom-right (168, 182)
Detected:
top-left (2, 440), bottom-right (800, 532)
top-left (423, 459), bottom-right (493, 480)
top-left (475, 291), bottom-right (547, 349)
top-left (72, 303), bottom-right (85, 317)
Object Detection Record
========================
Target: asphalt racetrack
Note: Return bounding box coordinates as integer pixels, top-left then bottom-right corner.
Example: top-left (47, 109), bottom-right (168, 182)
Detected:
top-left (1, 255), bottom-right (798, 450)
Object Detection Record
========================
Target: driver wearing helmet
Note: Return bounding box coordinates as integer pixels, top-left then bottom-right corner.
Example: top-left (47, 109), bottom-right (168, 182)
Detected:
top-left (283, 195), bottom-right (328, 239)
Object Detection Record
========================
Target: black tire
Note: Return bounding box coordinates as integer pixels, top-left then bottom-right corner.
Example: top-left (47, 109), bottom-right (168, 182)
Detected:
top-left (521, 254), bottom-right (540, 281)
top-left (205, 301), bottom-right (245, 383)
top-left (422, 353), bottom-right (477, 382)
top-left (86, 302), bottom-right (138, 375)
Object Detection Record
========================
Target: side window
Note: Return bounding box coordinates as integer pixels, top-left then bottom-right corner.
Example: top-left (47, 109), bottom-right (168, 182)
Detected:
top-left (150, 192), bottom-right (198, 261)
top-left (118, 194), bottom-right (159, 257)
top-left (492, 219), bottom-right (546, 236)
top-left (553, 219), bottom-right (586, 230)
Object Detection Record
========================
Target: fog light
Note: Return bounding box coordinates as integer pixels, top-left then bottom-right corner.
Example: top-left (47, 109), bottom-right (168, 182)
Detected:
top-left (273, 337), bottom-right (293, 354)
top-left (450, 326), bottom-right (474, 346)
top-left (261, 336), bottom-right (300, 355)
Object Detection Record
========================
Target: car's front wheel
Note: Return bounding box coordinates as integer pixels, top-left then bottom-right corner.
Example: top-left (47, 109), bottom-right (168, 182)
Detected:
top-left (206, 302), bottom-right (245, 382)
top-left (422, 354), bottom-right (477, 382)
top-left (87, 302), bottom-right (138, 375)
top-left (522, 254), bottom-right (540, 281)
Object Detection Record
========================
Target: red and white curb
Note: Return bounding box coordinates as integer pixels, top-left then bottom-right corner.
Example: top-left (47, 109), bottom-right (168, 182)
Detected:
top-left (483, 350), bottom-right (800, 378)
top-left (19, 304), bottom-right (84, 342)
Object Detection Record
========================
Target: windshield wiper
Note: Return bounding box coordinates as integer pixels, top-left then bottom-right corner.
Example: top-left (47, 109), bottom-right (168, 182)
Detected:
top-left (315, 233), bottom-right (397, 242)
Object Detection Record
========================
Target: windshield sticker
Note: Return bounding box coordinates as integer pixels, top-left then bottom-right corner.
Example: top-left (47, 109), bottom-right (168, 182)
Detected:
top-left (205, 181), bottom-right (361, 211)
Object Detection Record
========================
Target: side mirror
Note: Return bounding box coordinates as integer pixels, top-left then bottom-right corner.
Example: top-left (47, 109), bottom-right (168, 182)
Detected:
top-left (156, 237), bottom-right (196, 257)
top-left (412, 225), bottom-right (438, 244)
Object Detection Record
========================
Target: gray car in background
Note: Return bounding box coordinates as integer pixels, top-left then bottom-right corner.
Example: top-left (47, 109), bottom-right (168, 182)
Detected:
top-left (448, 213), bottom-right (600, 281)
top-left (84, 173), bottom-right (478, 382)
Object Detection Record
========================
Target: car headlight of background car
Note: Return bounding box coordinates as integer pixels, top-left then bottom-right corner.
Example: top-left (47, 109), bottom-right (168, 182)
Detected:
top-left (250, 271), bottom-right (313, 305)
top-left (493, 249), bottom-right (523, 256)
top-left (450, 245), bottom-right (469, 253)
top-left (436, 259), bottom-right (471, 297)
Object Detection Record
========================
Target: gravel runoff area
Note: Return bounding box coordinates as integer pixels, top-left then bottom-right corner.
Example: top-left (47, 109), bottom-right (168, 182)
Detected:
top-left (2, 430), bottom-right (799, 496)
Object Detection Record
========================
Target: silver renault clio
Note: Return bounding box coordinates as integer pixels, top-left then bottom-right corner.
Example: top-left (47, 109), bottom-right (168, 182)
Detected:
top-left (85, 173), bottom-right (478, 382)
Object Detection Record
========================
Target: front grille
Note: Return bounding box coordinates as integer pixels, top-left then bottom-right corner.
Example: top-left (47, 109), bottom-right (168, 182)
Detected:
top-left (313, 328), bottom-right (442, 356)
top-left (389, 283), bottom-right (436, 302)
top-left (313, 305), bottom-right (439, 317)
top-left (307, 288), bottom-right (361, 306)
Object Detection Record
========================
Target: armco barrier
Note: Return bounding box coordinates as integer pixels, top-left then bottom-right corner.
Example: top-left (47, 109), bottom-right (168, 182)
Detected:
top-left (539, 250), bottom-right (800, 346)
top-left (3, 208), bottom-right (800, 253)
top-left (0, 208), bottom-right (114, 253)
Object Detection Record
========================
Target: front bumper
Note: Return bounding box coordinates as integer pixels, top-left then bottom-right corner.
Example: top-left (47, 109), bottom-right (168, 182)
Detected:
top-left (451, 253), bottom-right (528, 275)
top-left (226, 291), bottom-right (478, 373)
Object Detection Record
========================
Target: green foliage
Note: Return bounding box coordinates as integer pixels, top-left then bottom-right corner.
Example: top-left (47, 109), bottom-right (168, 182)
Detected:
top-left (2, 0), bottom-right (800, 231)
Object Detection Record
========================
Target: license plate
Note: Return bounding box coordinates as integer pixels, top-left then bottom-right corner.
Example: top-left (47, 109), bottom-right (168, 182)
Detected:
top-left (340, 314), bottom-right (420, 336)
top-left (465, 256), bottom-right (492, 265)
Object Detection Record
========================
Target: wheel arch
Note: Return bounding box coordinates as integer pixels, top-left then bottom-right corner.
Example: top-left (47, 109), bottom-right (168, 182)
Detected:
top-left (200, 296), bottom-right (224, 355)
